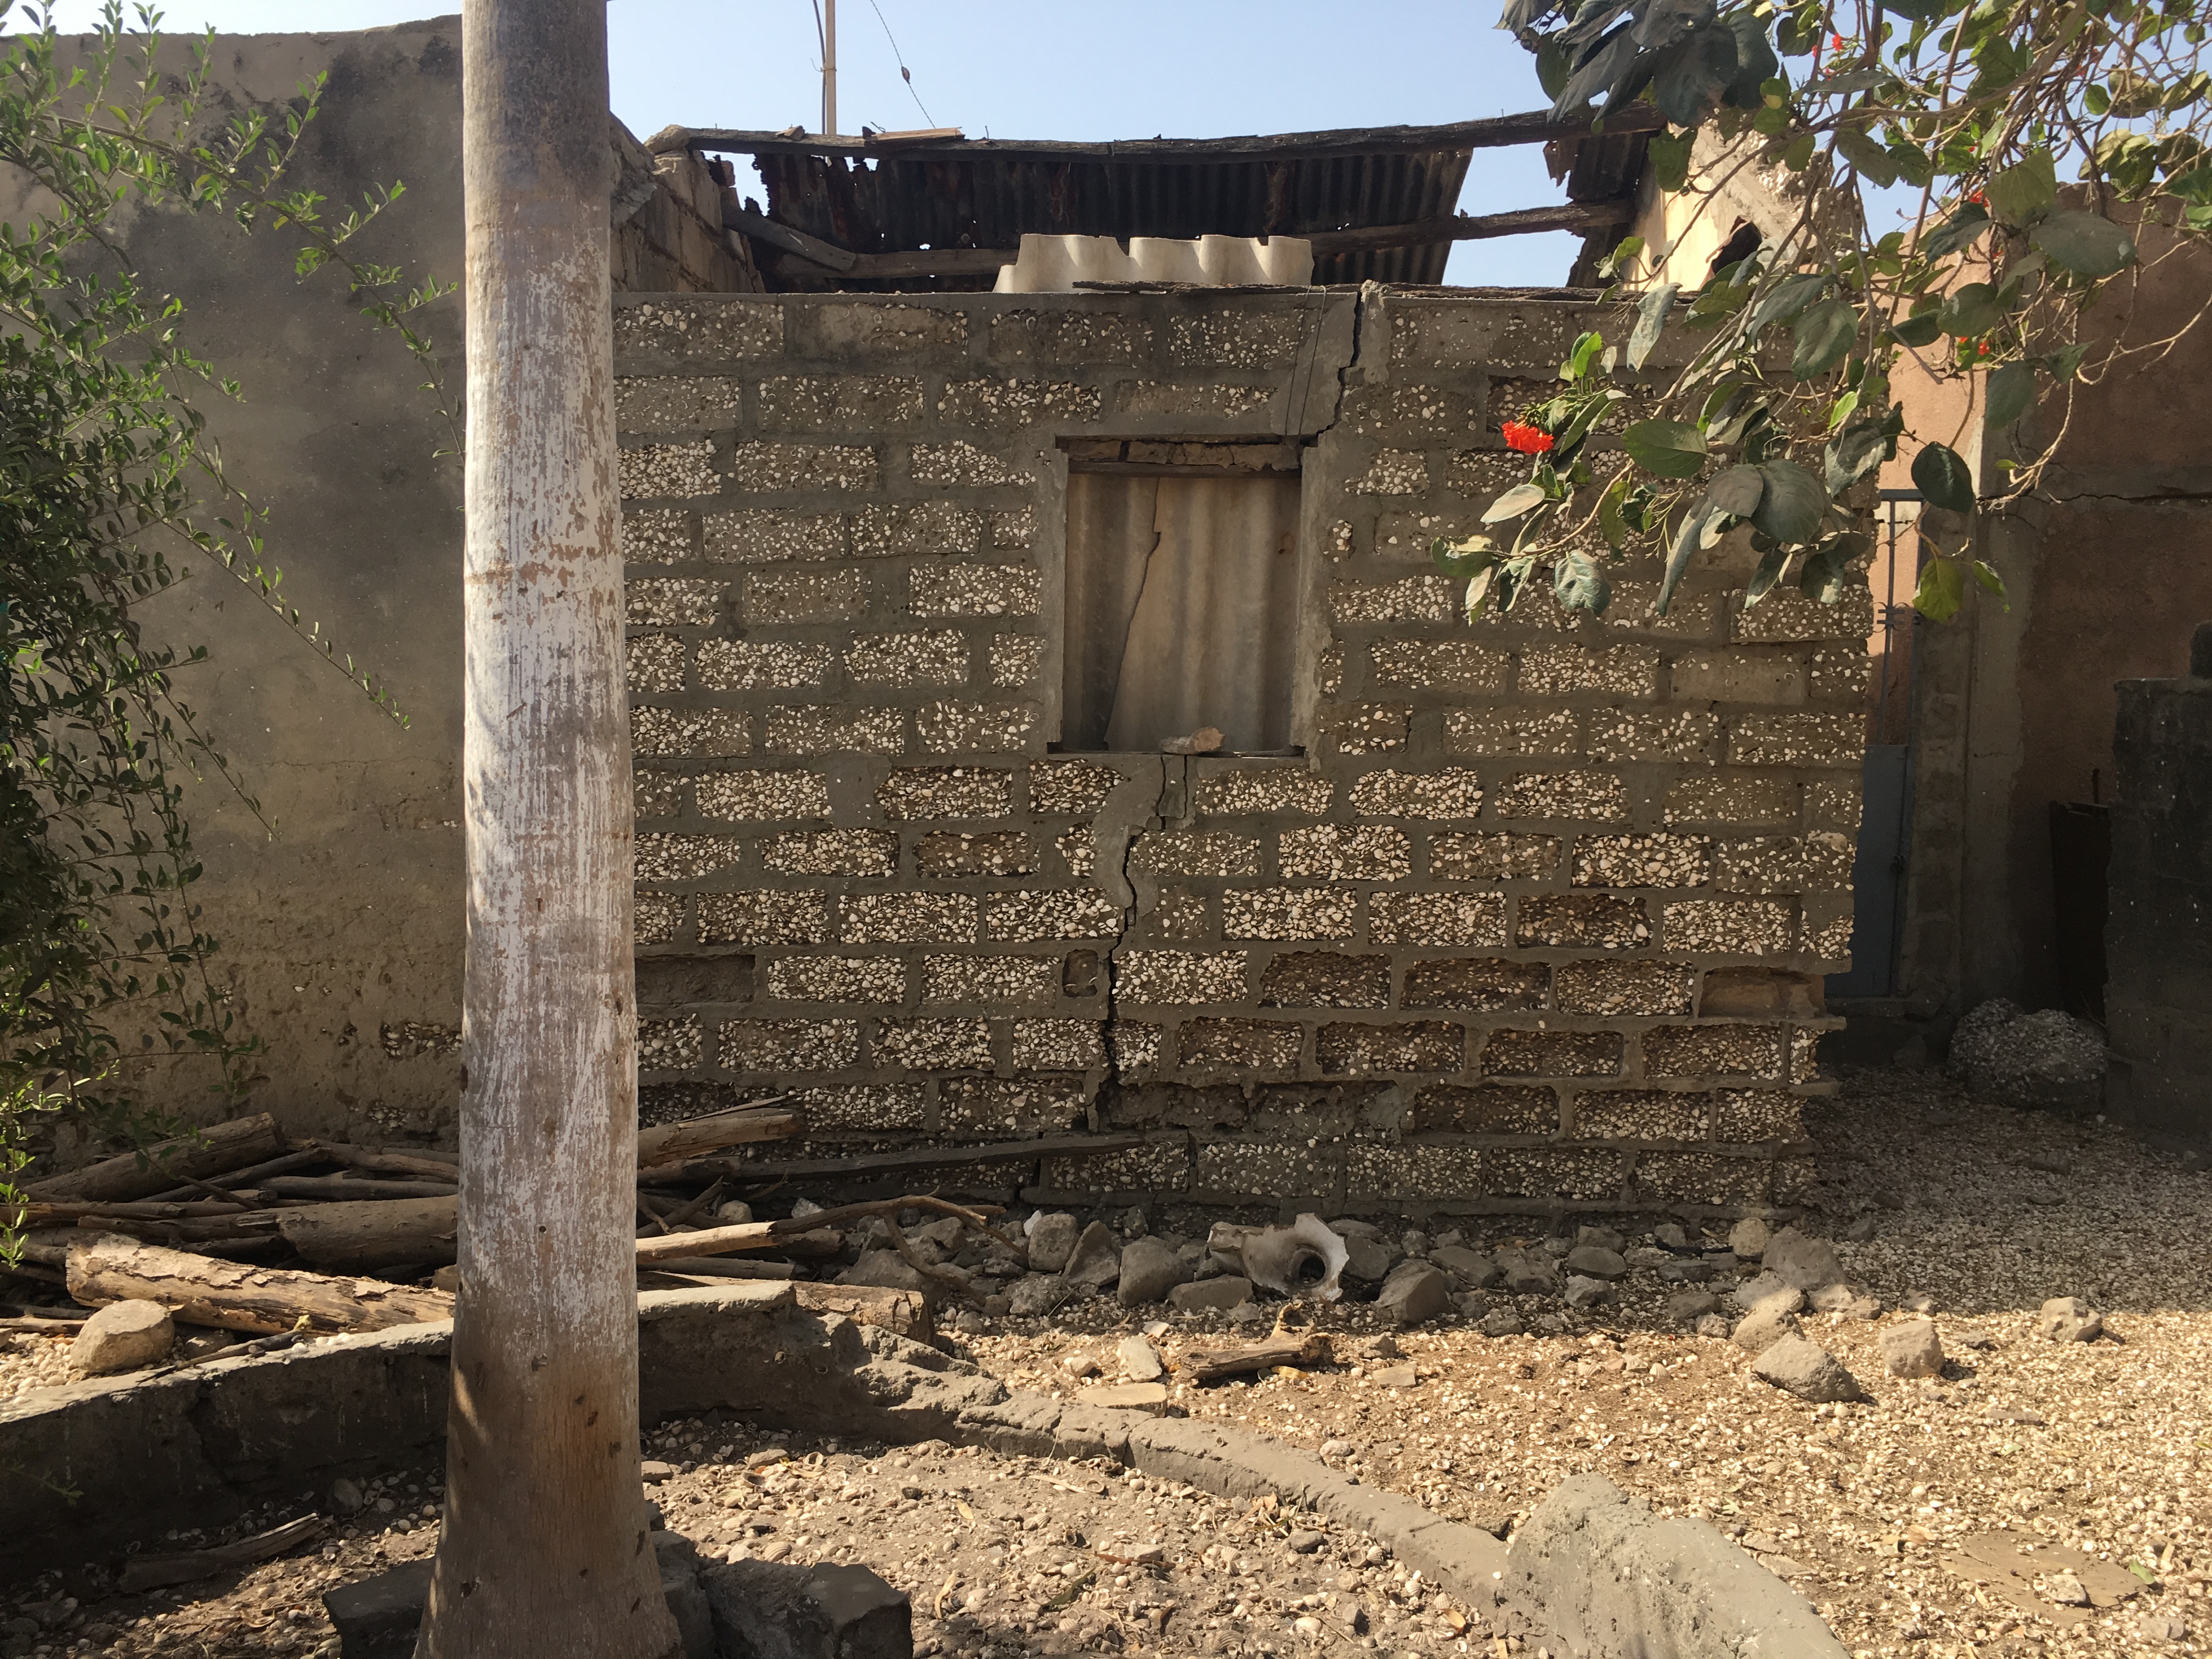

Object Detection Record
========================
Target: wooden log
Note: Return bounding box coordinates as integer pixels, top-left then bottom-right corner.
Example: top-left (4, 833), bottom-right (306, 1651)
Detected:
top-left (277, 1197), bottom-right (459, 1273)
top-left (1302, 199), bottom-right (1635, 256)
top-left (301, 1141), bottom-right (460, 1180)
top-left (25, 1114), bottom-right (284, 1204)
top-left (74, 1210), bottom-right (290, 1244)
top-left (634, 1101), bottom-right (800, 1169)
top-left (118, 1514), bottom-right (329, 1594)
top-left (259, 1175), bottom-right (460, 1201)
top-left (1177, 1333), bottom-right (1334, 1384)
top-left (791, 1282), bottom-right (933, 1341)
top-left (64, 1234), bottom-right (454, 1335)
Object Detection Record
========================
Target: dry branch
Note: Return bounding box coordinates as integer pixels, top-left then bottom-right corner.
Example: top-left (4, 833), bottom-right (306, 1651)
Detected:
top-left (119, 1515), bottom-right (329, 1594)
top-left (1177, 1333), bottom-right (1334, 1384)
top-left (64, 1234), bottom-right (454, 1334)
top-left (26, 1114), bottom-right (284, 1204)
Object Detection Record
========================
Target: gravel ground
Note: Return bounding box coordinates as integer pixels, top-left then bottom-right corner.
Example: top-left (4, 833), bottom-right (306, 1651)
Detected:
top-left (6, 1064), bottom-right (2208, 1659)
top-left (2, 1430), bottom-right (1482, 1659)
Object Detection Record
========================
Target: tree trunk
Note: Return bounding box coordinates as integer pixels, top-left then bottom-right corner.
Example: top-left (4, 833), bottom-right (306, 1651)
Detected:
top-left (26, 1113), bottom-right (283, 1203)
top-left (64, 1234), bottom-right (454, 1334)
top-left (420, 5), bottom-right (678, 1658)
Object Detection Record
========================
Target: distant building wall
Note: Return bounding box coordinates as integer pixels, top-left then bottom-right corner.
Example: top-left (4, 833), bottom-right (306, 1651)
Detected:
top-left (611, 288), bottom-right (1870, 1219)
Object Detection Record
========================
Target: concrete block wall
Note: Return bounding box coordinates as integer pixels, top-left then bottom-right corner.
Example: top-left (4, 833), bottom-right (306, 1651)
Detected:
top-left (612, 287), bottom-right (1866, 1220)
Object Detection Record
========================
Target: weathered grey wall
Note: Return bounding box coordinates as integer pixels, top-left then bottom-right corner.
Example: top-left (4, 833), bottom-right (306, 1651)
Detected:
top-left (612, 288), bottom-right (1870, 1220)
top-left (42, 20), bottom-right (476, 1141)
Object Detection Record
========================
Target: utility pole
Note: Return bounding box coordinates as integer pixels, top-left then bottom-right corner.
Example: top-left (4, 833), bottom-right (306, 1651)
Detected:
top-left (823, 0), bottom-right (838, 135)
top-left (418, 3), bottom-right (679, 1658)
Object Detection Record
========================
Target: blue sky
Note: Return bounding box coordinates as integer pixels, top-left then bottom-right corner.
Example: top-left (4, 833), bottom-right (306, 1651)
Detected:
top-left (43, 0), bottom-right (1578, 285)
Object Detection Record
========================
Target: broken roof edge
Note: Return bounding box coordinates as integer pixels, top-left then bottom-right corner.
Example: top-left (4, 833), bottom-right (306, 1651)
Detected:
top-left (644, 103), bottom-right (1665, 165)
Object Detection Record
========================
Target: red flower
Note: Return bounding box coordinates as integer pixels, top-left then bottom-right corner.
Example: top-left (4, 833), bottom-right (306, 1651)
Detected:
top-left (1831, 32), bottom-right (1846, 48)
top-left (1502, 420), bottom-right (1556, 454)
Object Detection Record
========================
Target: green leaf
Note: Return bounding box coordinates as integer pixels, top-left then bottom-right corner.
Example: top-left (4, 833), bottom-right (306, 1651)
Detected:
top-left (1985, 361), bottom-right (2035, 430)
top-left (2045, 342), bottom-right (2089, 383)
top-left (1922, 201), bottom-right (1991, 262)
top-left (1749, 271), bottom-right (1829, 335)
top-left (1431, 533), bottom-right (1498, 578)
top-left (1564, 329), bottom-right (1606, 381)
top-left (1464, 561), bottom-right (1502, 619)
top-left (1937, 282), bottom-right (2004, 338)
top-left (1658, 465), bottom-right (1766, 614)
top-left (1825, 406), bottom-right (1904, 494)
top-left (1654, 24), bottom-right (1742, 126)
top-left (1554, 550), bottom-right (1612, 614)
top-left (1483, 483), bottom-right (1550, 523)
top-left (1914, 554), bottom-right (1967, 622)
top-left (1723, 9), bottom-right (1778, 106)
top-left (1972, 560), bottom-right (2009, 606)
top-left (1745, 541), bottom-right (1793, 606)
top-left (1893, 312), bottom-right (1944, 348)
top-left (1596, 473), bottom-right (1635, 547)
top-left (1750, 460), bottom-right (1829, 543)
top-left (1833, 127), bottom-right (1898, 187)
top-left (2033, 211), bottom-right (2138, 278)
top-left (1649, 132), bottom-right (1694, 192)
top-left (1797, 543), bottom-right (1849, 603)
top-left (1983, 150), bottom-right (2057, 227)
top-left (1623, 417), bottom-right (1709, 478)
top-left (1628, 282), bottom-right (1679, 369)
top-left (1792, 298), bottom-right (1858, 379)
top-left (1911, 442), bottom-right (1977, 512)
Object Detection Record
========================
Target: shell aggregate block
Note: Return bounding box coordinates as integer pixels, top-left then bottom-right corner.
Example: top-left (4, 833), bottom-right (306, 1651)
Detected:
top-left (610, 287), bottom-right (1869, 1218)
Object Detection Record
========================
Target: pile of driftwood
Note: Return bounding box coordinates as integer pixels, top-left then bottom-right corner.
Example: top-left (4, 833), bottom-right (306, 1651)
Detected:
top-left (6, 1104), bottom-right (979, 1344)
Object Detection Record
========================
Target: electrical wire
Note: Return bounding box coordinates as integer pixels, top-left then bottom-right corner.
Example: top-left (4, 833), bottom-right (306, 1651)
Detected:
top-left (867, 0), bottom-right (936, 127)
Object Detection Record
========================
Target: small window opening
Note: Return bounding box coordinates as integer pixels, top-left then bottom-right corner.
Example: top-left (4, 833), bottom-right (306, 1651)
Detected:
top-left (1060, 445), bottom-right (1301, 754)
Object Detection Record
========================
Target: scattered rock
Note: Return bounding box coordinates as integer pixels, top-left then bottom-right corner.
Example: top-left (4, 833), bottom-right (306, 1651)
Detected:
top-left (1652, 1223), bottom-right (1690, 1250)
top-left (1453, 1293), bottom-right (1489, 1319)
top-left (69, 1300), bottom-right (174, 1376)
top-left (1061, 1352), bottom-right (1102, 1379)
top-left (1948, 998), bottom-right (2107, 1111)
top-left (1656, 1258), bottom-right (1719, 1284)
top-left (714, 1200), bottom-right (755, 1226)
top-left (1007, 1273), bottom-right (1066, 1317)
top-left (1286, 1530), bottom-right (1327, 1554)
top-left (1953, 1324), bottom-right (1996, 1349)
top-left (329, 1477), bottom-right (365, 1516)
top-left (1339, 1234), bottom-right (1393, 1283)
top-left (1494, 1248), bottom-right (1560, 1295)
top-left (837, 1251), bottom-right (931, 1294)
top-left (1761, 1227), bottom-right (1846, 1292)
top-left (1481, 1308), bottom-right (1526, 1338)
top-left (640, 1460), bottom-right (678, 1484)
top-left (1750, 1335), bottom-right (1864, 1402)
top-left (1470, 1511), bottom-right (1513, 1539)
top-left (1562, 1245), bottom-right (1627, 1281)
top-left (2139, 1613), bottom-right (2191, 1641)
top-left (1878, 1318), bottom-right (1945, 1379)
top-left (1074, 1383), bottom-right (1169, 1414)
top-left (1063, 1222), bottom-right (1122, 1289)
top-left (1843, 1215), bottom-right (1878, 1242)
top-left (1375, 1262), bottom-right (1451, 1327)
top-left (1731, 1304), bottom-right (1802, 1355)
top-left (2027, 1149), bottom-right (2074, 1174)
top-left (1320, 1438), bottom-right (1356, 1462)
top-left (1695, 1313), bottom-right (1732, 1339)
top-left (1562, 1276), bottom-right (1614, 1310)
top-left (1370, 1364), bottom-right (1418, 1389)
top-left (2035, 1296), bottom-right (2102, 1342)
top-left (1575, 1225), bottom-right (1626, 1253)
top-left (1117, 1336), bottom-right (1164, 1383)
top-left (1624, 1246), bottom-right (1673, 1270)
top-left (1166, 1276), bottom-right (1251, 1313)
top-left (1728, 1217), bottom-right (1773, 1259)
top-left (1429, 1244), bottom-right (1499, 1287)
top-left (1901, 1292), bottom-right (1938, 1314)
top-left (1115, 1238), bottom-right (1188, 1306)
top-left (1354, 1334), bottom-right (1401, 1360)
top-left (1666, 1290), bottom-right (1721, 1324)
top-left (2039, 1570), bottom-right (2092, 1607)
top-left (1730, 1273), bottom-right (1806, 1316)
